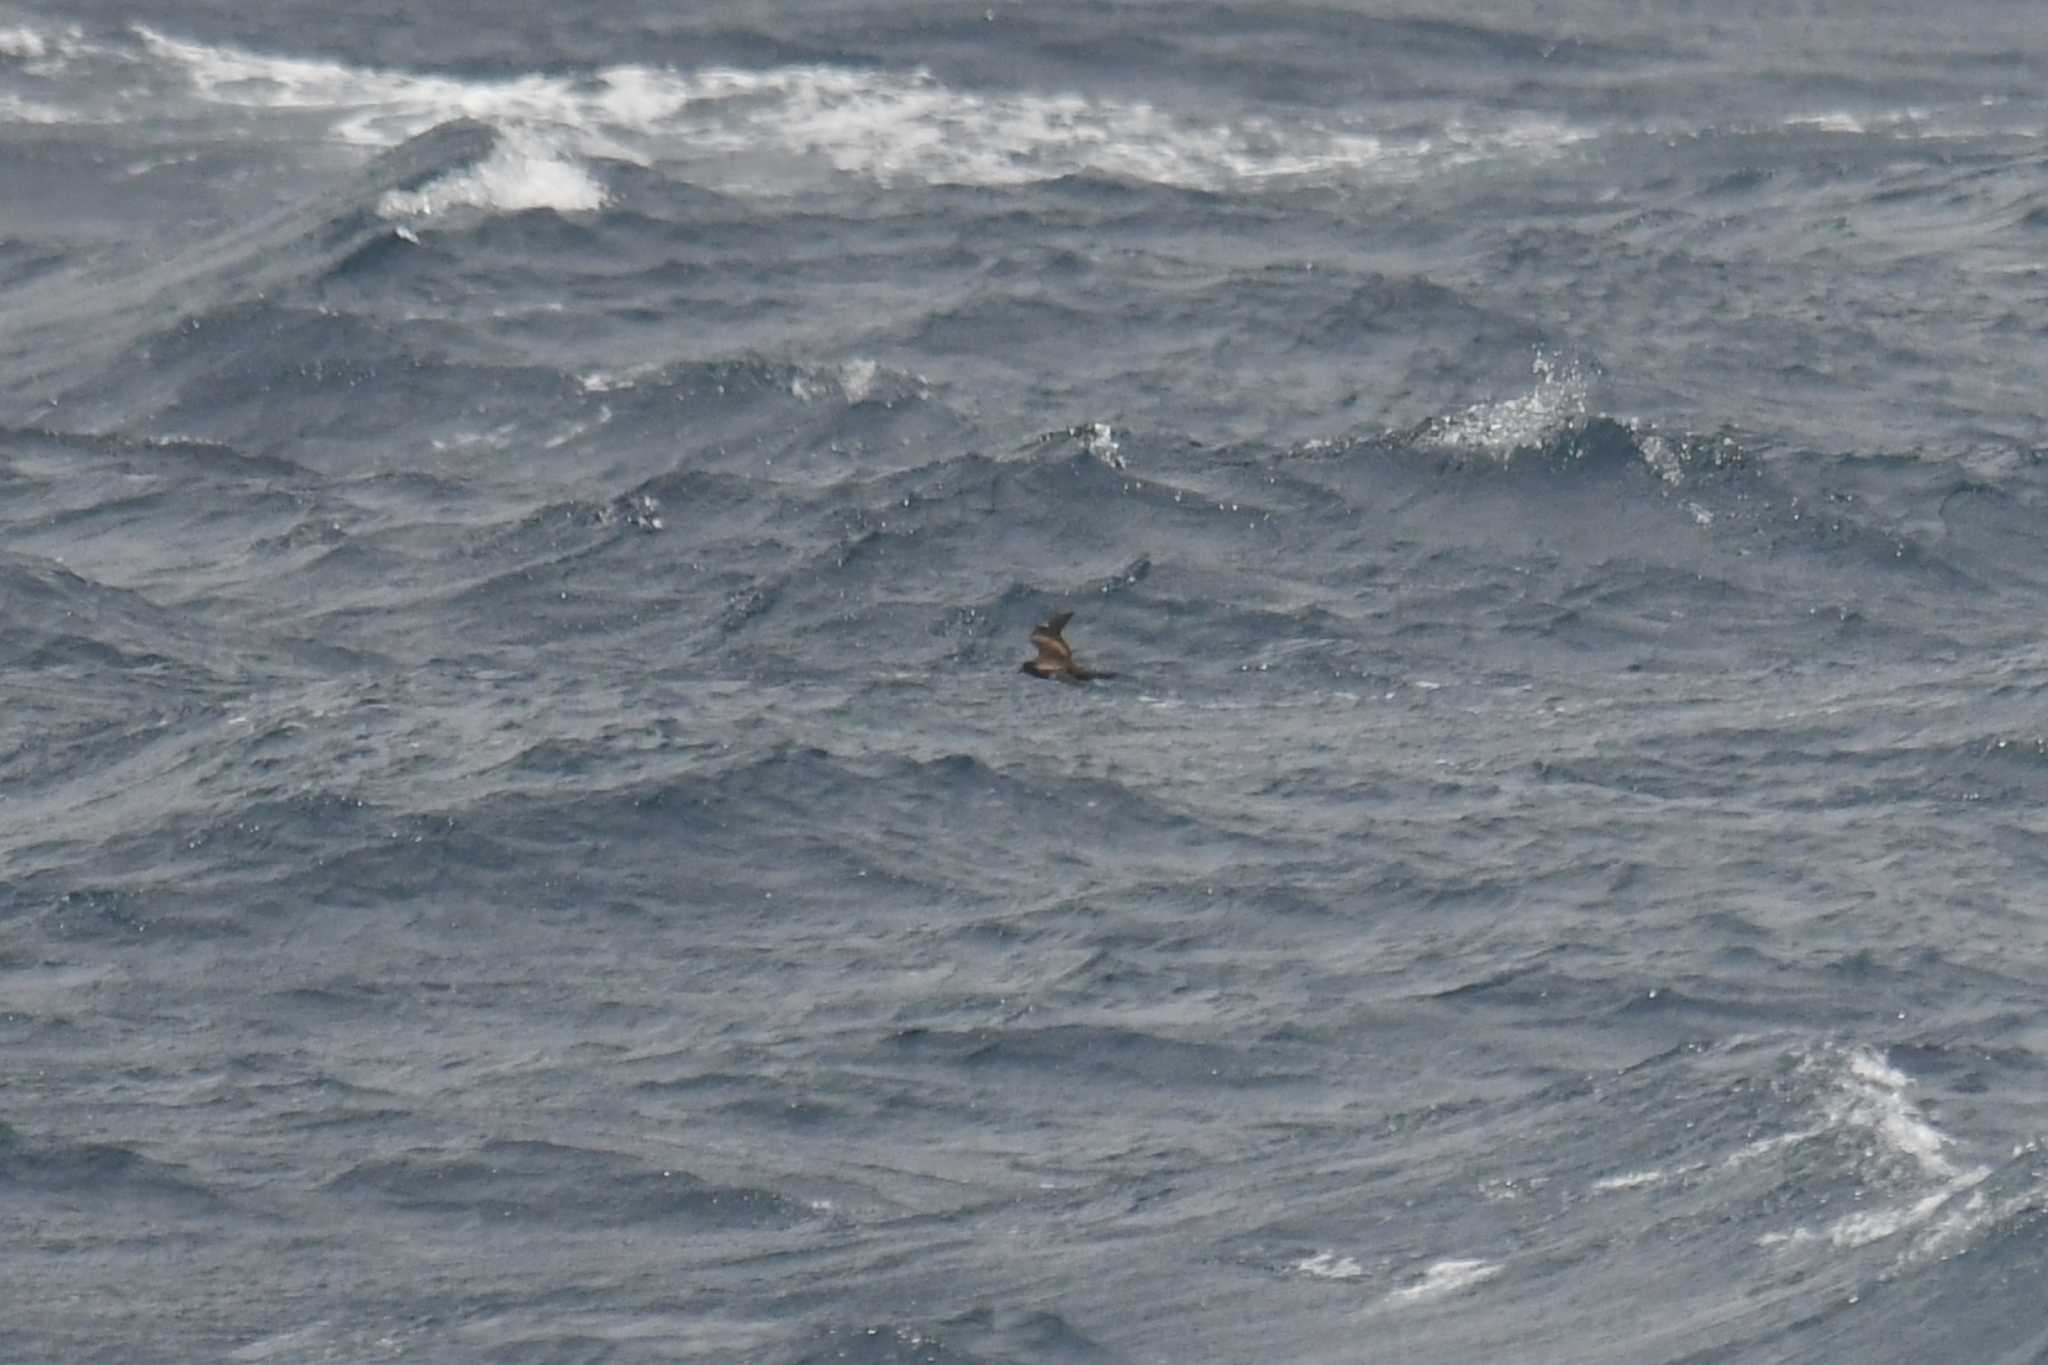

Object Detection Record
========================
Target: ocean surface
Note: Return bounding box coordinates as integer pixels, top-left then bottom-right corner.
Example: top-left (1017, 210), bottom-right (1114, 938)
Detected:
top-left (6, 2), bottom-right (2048, 1360)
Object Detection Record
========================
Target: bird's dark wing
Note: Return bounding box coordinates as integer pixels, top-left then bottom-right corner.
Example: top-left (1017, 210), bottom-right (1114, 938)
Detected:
top-left (1030, 612), bottom-right (1074, 664)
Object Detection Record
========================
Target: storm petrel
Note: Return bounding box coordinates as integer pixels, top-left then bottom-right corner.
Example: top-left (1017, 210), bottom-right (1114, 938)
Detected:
top-left (1020, 610), bottom-right (1117, 683)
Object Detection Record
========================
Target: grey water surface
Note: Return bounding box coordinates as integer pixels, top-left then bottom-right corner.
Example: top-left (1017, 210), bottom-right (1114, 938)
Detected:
top-left (6, 2), bottom-right (2048, 1360)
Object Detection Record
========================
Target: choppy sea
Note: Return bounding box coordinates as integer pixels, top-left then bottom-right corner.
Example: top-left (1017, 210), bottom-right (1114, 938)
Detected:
top-left (8, 2), bottom-right (2048, 1360)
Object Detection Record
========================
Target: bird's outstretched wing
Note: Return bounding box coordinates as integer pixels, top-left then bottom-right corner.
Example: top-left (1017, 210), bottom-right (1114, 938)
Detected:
top-left (1029, 612), bottom-right (1074, 664)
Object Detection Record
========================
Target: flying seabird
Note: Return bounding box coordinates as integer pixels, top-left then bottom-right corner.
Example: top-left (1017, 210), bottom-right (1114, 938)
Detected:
top-left (1020, 610), bottom-right (1117, 684)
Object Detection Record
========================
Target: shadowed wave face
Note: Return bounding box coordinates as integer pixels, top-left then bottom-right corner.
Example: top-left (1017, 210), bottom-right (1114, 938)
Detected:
top-left (5, 4), bottom-right (2048, 1363)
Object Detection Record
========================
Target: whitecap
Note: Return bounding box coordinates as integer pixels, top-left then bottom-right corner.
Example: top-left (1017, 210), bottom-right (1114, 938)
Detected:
top-left (1384, 1258), bottom-right (1502, 1305)
top-left (377, 128), bottom-right (607, 219)
top-left (1756, 1045), bottom-right (1993, 1258)
top-left (1418, 352), bottom-right (1591, 458)
top-left (0, 25), bottom-right (47, 59)
top-left (1296, 1250), bottom-right (1364, 1280)
top-left (131, 24), bottom-right (1593, 197)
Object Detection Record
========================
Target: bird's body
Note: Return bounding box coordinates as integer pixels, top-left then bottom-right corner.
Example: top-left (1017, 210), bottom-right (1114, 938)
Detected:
top-left (1021, 610), bottom-right (1117, 683)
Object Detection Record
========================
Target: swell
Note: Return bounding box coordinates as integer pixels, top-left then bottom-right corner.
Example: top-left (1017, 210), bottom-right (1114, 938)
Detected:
top-left (12, 387), bottom-right (2046, 692)
top-left (2, 121), bottom-right (498, 431)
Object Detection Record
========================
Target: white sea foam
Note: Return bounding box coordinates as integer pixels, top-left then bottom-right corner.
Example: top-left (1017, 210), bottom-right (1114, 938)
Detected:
top-left (838, 358), bottom-right (879, 404)
top-left (1725, 1126), bottom-right (1823, 1170)
top-left (377, 128), bottom-right (608, 218)
top-left (1384, 1258), bottom-right (1502, 1305)
top-left (0, 24), bottom-right (46, 59)
top-left (1296, 1250), bottom-right (1364, 1280)
top-left (1784, 108), bottom-right (1940, 139)
top-left (133, 24), bottom-right (658, 171)
top-left (790, 358), bottom-right (894, 406)
top-left (1757, 1045), bottom-right (1992, 1258)
top-left (1829, 1047), bottom-right (1969, 1182)
top-left (1786, 111), bottom-right (1871, 136)
top-left (0, 91), bottom-right (66, 124)
top-left (0, 19), bottom-right (93, 75)
top-left (1075, 421), bottom-right (1123, 469)
top-left (1419, 352), bottom-right (1591, 457)
top-left (129, 24), bottom-right (1589, 199)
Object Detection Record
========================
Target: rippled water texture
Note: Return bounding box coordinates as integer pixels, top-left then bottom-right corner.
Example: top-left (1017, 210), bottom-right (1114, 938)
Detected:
top-left (5, 3), bottom-right (2048, 1361)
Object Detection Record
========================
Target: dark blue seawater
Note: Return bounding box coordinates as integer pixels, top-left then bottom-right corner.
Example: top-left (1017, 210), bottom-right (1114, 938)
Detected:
top-left (7, 2), bottom-right (2048, 1360)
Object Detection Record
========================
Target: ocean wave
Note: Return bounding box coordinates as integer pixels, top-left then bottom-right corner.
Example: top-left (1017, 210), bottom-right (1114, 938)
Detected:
top-left (0, 91), bottom-right (64, 123)
top-left (127, 23), bottom-right (1592, 198)
top-left (0, 1133), bottom-right (227, 1209)
top-left (375, 127), bottom-right (608, 218)
top-left (329, 1137), bottom-right (812, 1227)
